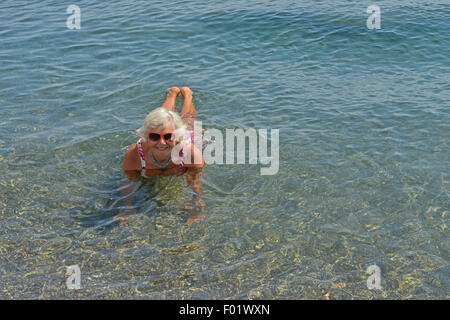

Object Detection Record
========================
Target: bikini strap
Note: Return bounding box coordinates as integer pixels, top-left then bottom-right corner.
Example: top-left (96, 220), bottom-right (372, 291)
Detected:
top-left (178, 130), bottom-right (195, 175)
top-left (179, 150), bottom-right (186, 175)
top-left (136, 138), bottom-right (146, 176)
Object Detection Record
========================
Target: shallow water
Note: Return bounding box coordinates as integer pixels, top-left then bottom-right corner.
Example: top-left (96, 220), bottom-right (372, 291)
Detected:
top-left (0, 0), bottom-right (449, 299)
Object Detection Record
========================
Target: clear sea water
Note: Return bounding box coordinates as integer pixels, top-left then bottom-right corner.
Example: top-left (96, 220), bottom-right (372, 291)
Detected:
top-left (0, 0), bottom-right (448, 299)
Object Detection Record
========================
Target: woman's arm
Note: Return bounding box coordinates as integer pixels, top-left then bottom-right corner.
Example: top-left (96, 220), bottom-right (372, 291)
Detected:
top-left (184, 143), bottom-right (205, 225)
top-left (120, 170), bottom-right (140, 208)
top-left (184, 142), bottom-right (204, 195)
top-left (113, 146), bottom-right (141, 225)
top-left (183, 142), bottom-right (204, 169)
top-left (113, 172), bottom-right (140, 226)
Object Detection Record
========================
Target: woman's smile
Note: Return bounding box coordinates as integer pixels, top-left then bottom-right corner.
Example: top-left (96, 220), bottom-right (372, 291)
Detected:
top-left (155, 145), bottom-right (169, 151)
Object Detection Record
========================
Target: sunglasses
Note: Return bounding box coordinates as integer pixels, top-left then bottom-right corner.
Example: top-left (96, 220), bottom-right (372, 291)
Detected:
top-left (148, 132), bottom-right (175, 142)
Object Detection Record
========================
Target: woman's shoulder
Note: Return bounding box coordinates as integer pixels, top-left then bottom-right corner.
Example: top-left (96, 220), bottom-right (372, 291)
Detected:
top-left (123, 143), bottom-right (141, 171)
top-left (182, 141), bottom-right (204, 168)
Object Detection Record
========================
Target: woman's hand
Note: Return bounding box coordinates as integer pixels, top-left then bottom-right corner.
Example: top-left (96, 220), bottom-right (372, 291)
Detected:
top-left (186, 213), bottom-right (204, 226)
top-left (194, 196), bottom-right (205, 211)
top-left (113, 207), bottom-right (136, 226)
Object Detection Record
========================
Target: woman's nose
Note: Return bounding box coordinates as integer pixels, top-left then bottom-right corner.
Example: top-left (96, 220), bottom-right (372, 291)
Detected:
top-left (159, 137), bottom-right (167, 145)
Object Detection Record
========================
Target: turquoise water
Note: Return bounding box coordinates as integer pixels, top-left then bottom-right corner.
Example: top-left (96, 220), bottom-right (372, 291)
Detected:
top-left (0, 0), bottom-right (448, 299)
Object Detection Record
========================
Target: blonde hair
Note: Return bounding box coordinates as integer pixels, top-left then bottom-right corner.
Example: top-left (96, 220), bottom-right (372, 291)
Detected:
top-left (136, 108), bottom-right (186, 143)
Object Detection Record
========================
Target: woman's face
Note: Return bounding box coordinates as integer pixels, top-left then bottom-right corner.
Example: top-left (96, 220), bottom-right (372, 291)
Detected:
top-left (147, 122), bottom-right (176, 156)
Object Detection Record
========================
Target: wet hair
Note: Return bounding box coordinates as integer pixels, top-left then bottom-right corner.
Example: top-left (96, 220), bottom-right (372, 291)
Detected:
top-left (136, 107), bottom-right (186, 143)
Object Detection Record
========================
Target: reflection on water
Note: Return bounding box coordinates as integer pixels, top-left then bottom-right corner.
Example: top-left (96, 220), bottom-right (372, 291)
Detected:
top-left (0, 0), bottom-right (448, 299)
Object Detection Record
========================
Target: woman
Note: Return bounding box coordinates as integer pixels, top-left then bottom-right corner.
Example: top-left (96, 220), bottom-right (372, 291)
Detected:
top-left (116, 86), bottom-right (204, 225)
